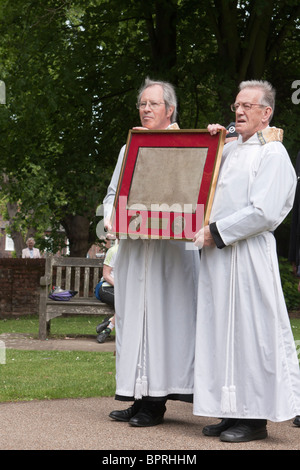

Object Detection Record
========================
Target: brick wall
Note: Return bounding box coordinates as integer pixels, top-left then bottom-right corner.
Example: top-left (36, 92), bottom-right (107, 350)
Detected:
top-left (0, 259), bottom-right (45, 317)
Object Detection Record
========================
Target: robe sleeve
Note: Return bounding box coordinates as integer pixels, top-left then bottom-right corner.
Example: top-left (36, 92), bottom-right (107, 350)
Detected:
top-left (214, 143), bottom-right (297, 247)
top-left (209, 222), bottom-right (226, 248)
top-left (103, 145), bottom-right (126, 220)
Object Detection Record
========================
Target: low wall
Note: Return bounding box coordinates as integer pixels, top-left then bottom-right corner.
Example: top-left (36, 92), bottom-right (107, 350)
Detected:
top-left (0, 259), bottom-right (45, 317)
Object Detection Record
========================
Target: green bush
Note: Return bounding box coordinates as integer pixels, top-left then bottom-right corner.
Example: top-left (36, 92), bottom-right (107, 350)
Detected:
top-left (278, 257), bottom-right (300, 311)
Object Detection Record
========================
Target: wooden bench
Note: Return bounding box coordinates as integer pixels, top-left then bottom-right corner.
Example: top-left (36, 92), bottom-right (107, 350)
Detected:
top-left (39, 256), bottom-right (114, 340)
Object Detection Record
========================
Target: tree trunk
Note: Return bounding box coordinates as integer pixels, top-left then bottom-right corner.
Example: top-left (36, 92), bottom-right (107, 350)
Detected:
top-left (6, 202), bottom-right (25, 258)
top-left (61, 214), bottom-right (91, 257)
top-left (145, 0), bottom-right (177, 78)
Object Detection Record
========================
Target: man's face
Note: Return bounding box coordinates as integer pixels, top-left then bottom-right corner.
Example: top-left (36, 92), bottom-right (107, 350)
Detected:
top-left (139, 84), bottom-right (174, 130)
top-left (234, 88), bottom-right (272, 142)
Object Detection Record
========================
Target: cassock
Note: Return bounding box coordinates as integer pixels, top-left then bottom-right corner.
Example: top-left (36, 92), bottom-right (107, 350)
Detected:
top-left (104, 128), bottom-right (200, 402)
top-left (193, 128), bottom-right (300, 422)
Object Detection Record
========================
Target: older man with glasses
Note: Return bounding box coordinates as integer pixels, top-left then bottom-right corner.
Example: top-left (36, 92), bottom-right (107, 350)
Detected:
top-left (103, 78), bottom-right (200, 427)
top-left (193, 80), bottom-right (300, 442)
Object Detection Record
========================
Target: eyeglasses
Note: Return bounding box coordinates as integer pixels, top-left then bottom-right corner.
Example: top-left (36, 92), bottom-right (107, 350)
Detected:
top-left (230, 102), bottom-right (266, 112)
top-left (136, 101), bottom-right (165, 110)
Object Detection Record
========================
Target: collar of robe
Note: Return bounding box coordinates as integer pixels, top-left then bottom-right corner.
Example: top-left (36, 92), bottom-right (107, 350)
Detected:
top-left (167, 122), bottom-right (179, 129)
top-left (236, 127), bottom-right (284, 146)
top-left (257, 126), bottom-right (283, 145)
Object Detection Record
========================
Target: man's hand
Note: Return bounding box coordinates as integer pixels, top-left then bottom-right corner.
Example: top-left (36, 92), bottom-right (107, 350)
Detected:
top-left (208, 123), bottom-right (237, 143)
top-left (104, 218), bottom-right (116, 239)
top-left (207, 123), bottom-right (226, 135)
top-left (193, 225), bottom-right (216, 248)
top-left (104, 217), bottom-right (112, 232)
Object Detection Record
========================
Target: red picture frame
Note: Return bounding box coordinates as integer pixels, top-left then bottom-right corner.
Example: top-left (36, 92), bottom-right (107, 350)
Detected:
top-left (111, 129), bottom-right (225, 241)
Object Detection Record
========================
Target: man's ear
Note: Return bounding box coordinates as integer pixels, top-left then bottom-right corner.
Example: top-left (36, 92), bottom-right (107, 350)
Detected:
top-left (262, 106), bottom-right (272, 123)
top-left (166, 105), bottom-right (174, 120)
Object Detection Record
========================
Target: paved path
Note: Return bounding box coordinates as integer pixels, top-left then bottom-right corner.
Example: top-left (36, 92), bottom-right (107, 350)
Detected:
top-left (0, 332), bottom-right (115, 352)
top-left (1, 397), bottom-right (299, 451)
top-left (0, 334), bottom-right (299, 451)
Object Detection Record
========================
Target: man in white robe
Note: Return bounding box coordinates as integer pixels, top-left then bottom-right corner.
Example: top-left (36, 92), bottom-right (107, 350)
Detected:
top-left (103, 78), bottom-right (200, 427)
top-left (193, 80), bottom-right (300, 442)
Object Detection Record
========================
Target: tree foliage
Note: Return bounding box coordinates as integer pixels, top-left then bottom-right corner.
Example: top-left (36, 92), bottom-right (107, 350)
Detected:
top-left (0, 0), bottom-right (299, 256)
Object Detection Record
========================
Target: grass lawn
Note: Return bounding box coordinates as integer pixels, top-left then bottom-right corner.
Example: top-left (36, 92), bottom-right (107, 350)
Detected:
top-left (0, 315), bottom-right (299, 403)
top-left (291, 317), bottom-right (300, 342)
top-left (2, 314), bottom-right (299, 340)
top-left (0, 315), bottom-right (116, 402)
top-left (0, 349), bottom-right (116, 402)
top-left (0, 314), bottom-right (111, 338)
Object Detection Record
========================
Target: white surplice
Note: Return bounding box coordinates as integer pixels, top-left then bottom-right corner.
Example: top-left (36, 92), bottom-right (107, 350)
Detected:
top-left (104, 140), bottom-right (200, 401)
top-left (193, 132), bottom-right (300, 421)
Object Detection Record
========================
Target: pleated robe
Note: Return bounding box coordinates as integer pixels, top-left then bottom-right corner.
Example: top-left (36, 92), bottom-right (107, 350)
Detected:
top-left (104, 144), bottom-right (200, 401)
top-left (193, 132), bottom-right (300, 421)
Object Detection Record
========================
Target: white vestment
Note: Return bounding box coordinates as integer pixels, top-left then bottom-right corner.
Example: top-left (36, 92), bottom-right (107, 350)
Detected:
top-left (193, 131), bottom-right (300, 421)
top-left (104, 140), bottom-right (200, 401)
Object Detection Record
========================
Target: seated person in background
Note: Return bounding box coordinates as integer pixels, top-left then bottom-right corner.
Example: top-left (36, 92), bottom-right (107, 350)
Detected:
top-left (96, 241), bottom-right (118, 343)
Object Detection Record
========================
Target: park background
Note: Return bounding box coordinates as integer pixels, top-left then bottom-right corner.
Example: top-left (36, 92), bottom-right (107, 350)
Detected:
top-left (0, 1), bottom-right (299, 412)
top-left (0, 1), bottom-right (299, 293)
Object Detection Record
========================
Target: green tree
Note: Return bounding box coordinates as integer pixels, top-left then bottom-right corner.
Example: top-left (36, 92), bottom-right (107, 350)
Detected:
top-left (0, 0), bottom-right (299, 256)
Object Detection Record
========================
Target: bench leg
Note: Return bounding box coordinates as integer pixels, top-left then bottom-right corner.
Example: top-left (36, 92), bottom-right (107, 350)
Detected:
top-left (39, 287), bottom-right (50, 339)
top-left (39, 315), bottom-right (48, 340)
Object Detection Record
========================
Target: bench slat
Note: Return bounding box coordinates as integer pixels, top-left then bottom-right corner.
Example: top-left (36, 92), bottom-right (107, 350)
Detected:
top-left (74, 267), bottom-right (80, 295)
top-left (84, 267), bottom-right (90, 297)
top-left (51, 257), bottom-right (103, 267)
top-left (93, 267), bottom-right (100, 288)
top-left (65, 266), bottom-right (71, 290)
top-left (46, 301), bottom-right (113, 319)
top-left (56, 266), bottom-right (62, 288)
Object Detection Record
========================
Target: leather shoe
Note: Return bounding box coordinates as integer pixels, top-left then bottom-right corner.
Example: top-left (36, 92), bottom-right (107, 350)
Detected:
top-left (96, 319), bottom-right (109, 334)
top-left (202, 418), bottom-right (238, 436)
top-left (293, 415), bottom-right (300, 426)
top-left (220, 419), bottom-right (268, 443)
top-left (109, 400), bottom-right (142, 422)
top-left (129, 401), bottom-right (166, 427)
top-left (97, 328), bottom-right (111, 343)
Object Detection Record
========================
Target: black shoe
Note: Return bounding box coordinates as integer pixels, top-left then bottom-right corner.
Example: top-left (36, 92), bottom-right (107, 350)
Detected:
top-left (202, 418), bottom-right (239, 437)
top-left (97, 328), bottom-right (111, 343)
top-left (96, 319), bottom-right (110, 334)
top-left (129, 401), bottom-right (166, 427)
top-left (109, 400), bottom-right (142, 422)
top-left (220, 419), bottom-right (268, 443)
top-left (293, 415), bottom-right (300, 426)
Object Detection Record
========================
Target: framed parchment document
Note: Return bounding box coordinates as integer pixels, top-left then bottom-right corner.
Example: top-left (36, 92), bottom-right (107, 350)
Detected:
top-left (111, 129), bottom-right (225, 240)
